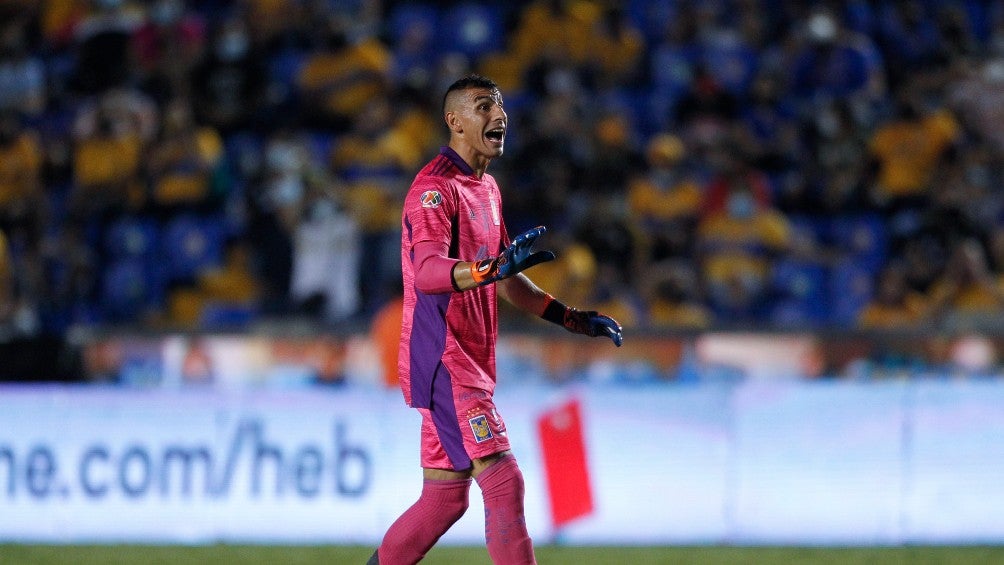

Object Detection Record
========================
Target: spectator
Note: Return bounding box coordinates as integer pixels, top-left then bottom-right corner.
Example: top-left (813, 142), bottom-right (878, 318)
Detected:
top-left (289, 179), bottom-right (362, 323)
top-left (0, 112), bottom-right (45, 247)
top-left (70, 90), bottom-right (154, 222)
top-left (296, 14), bottom-right (391, 131)
top-left (591, 4), bottom-right (645, 89)
top-left (789, 8), bottom-right (886, 112)
top-left (875, 1), bottom-right (945, 88)
top-left (642, 260), bottom-right (711, 330)
top-left (330, 94), bottom-right (412, 313)
top-left (627, 133), bottom-right (702, 263)
top-left (857, 262), bottom-right (929, 329)
top-left (0, 20), bottom-right (47, 117)
top-left (190, 14), bottom-right (269, 134)
top-left (244, 128), bottom-right (315, 315)
top-left (70, 0), bottom-right (143, 94)
top-left (145, 96), bottom-right (225, 211)
top-left (948, 56), bottom-right (1004, 154)
top-left (510, 0), bottom-right (601, 77)
top-left (132, 0), bottom-right (207, 102)
top-left (695, 173), bottom-right (793, 324)
top-left (926, 238), bottom-right (1004, 330)
top-left (868, 84), bottom-right (959, 210)
top-left (518, 236), bottom-right (597, 316)
top-left (579, 110), bottom-right (644, 202)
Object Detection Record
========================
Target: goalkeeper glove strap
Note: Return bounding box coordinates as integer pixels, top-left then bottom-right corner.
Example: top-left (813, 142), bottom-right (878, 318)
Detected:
top-left (541, 296), bottom-right (569, 327)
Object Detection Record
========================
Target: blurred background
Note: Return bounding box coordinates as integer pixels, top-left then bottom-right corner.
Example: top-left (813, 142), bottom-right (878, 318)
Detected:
top-left (0, 0), bottom-right (1003, 383)
top-left (2, 0), bottom-right (1004, 550)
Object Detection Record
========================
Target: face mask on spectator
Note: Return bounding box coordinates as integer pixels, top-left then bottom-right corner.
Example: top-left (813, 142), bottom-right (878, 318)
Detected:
top-left (727, 192), bottom-right (756, 219)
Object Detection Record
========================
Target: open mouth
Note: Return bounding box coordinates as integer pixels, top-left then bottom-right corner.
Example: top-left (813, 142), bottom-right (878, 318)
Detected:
top-left (485, 127), bottom-right (505, 144)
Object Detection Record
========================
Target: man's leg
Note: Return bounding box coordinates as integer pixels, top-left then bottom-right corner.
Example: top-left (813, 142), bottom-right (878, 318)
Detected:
top-left (372, 473), bottom-right (471, 565)
top-left (474, 453), bottom-right (536, 565)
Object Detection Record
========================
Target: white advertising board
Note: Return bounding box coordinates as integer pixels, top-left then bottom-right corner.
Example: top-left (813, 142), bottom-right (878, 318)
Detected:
top-left (1, 382), bottom-right (1003, 544)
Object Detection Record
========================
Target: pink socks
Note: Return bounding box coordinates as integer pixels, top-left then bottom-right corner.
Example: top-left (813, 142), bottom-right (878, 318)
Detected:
top-left (376, 477), bottom-right (471, 564)
top-left (374, 456), bottom-right (535, 565)
top-left (475, 456), bottom-right (536, 564)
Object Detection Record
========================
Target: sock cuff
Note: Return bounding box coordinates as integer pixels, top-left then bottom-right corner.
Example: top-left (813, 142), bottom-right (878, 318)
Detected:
top-left (474, 454), bottom-right (519, 488)
top-left (422, 477), bottom-right (473, 490)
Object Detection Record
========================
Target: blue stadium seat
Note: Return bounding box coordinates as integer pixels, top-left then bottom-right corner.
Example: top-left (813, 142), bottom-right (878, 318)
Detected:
top-left (161, 214), bottom-right (224, 282)
top-left (104, 216), bottom-right (159, 260)
top-left (101, 258), bottom-right (164, 322)
top-left (769, 259), bottom-right (828, 326)
top-left (438, 3), bottom-right (504, 59)
top-left (786, 214), bottom-right (824, 248)
top-left (388, 3), bottom-right (439, 43)
top-left (627, 0), bottom-right (679, 43)
top-left (200, 301), bottom-right (258, 329)
top-left (600, 88), bottom-right (659, 139)
top-left (828, 259), bottom-right (875, 326)
top-left (831, 214), bottom-right (888, 274)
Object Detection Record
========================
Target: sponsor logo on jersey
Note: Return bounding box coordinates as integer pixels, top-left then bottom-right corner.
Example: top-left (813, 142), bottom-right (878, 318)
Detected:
top-left (420, 190), bottom-right (442, 208)
top-left (469, 414), bottom-right (494, 443)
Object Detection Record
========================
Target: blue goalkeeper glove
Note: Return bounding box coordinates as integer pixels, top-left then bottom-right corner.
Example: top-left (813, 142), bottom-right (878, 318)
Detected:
top-left (563, 308), bottom-right (624, 347)
top-left (470, 226), bottom-right (555, 286)
top-left (542, 299), bottom-right (623, 347)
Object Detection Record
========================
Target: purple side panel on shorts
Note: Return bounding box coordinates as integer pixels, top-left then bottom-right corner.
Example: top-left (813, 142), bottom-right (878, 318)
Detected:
top-left (430, 364), bottom-right (472, 470)
top-left (409, 289), bottom-right (450, 408)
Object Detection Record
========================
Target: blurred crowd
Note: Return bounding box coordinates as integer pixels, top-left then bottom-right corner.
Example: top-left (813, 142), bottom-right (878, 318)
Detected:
top-left (1, 0), bottom-right (1004, 342)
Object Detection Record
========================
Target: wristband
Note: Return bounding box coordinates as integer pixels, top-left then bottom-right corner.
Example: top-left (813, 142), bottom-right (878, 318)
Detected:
top-left (541, 296), bottom-right (568, 326)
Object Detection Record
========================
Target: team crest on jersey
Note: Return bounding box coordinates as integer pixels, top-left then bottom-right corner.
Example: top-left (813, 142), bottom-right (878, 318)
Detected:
top-left (469, 414), bottom-right (494, 443)
top-left (420, 190), bottom-right (442, 208)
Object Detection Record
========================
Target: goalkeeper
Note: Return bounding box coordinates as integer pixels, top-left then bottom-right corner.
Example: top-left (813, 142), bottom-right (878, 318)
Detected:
top-left (368, 74), bottom-right (621, 565)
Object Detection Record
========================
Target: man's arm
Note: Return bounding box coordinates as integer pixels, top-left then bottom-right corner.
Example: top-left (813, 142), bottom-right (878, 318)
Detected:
top-left (496, 273), bottom-right (553, 316)
top-left (412, 226), bottom-right (554, 293)
top-left (453, 226), bottom-right (554, 290)
top-left (498, 274), bottom-right (624, 347)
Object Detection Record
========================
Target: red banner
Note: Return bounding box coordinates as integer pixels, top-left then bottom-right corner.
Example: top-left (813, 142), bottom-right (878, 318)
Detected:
top-left (536, 397), bottom-right (594, 529)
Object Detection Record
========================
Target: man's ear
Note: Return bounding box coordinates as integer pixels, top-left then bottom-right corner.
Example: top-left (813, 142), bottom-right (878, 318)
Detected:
top-left (445, 111), bottom-right (463, 134)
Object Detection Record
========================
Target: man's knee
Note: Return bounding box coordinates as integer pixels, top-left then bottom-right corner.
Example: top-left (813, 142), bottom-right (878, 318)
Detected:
top-left (475, 453), bottom-right (524, 498)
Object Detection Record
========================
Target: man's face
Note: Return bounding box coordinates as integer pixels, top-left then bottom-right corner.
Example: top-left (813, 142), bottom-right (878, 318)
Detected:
top-left (448, 87), bottom-right (507, 159)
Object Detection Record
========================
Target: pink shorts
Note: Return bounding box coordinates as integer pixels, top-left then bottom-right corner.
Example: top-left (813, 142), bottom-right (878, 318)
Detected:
top-left (418, 385), bottom-right (510, 471)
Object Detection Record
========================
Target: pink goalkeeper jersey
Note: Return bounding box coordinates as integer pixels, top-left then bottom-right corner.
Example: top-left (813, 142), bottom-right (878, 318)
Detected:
top-left (399, 147), bottom-right (509, 408)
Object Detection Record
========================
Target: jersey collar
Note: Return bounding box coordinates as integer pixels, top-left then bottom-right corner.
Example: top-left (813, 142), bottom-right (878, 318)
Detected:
top-left (439, 146), bottom-right (476, 176)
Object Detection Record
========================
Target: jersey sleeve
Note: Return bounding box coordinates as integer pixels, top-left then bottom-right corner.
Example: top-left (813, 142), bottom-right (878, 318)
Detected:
top-left (403, 177), bottom-right (458, 254)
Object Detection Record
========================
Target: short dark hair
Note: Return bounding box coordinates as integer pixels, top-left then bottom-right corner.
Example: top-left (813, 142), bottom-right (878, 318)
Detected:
top-left (442, 74), bottom-right (499, 114)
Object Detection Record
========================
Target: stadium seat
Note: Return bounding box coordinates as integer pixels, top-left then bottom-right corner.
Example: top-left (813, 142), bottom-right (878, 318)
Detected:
top-left (770, 259), bottom-right (829, 326)
top-left (831, 214), bottom-right (887, 274)
top-left (388, 3), bottom-right (439, 43)
top-left (829, 259), bottom-right (875, 325)
top-left (101, 258), bottom-right (164, 322)
top-left (786, 214), bottom-right (824, 248)
top-left (627, 0), bottom-right (678, 43)
top-left (104, 216), bottom-right (159, 260)
top-left (199, 301), bottom-right (258, 329)
top-left (160, 214), bottom-right (225, 282)
top-left (438, 3), bottom-right (504, 59)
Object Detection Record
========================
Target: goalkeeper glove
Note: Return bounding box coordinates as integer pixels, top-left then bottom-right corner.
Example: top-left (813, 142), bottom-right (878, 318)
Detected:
top-left (542, 299), bottom-right (624, 347)
top-left (470, 225), bottom-right (555, 286)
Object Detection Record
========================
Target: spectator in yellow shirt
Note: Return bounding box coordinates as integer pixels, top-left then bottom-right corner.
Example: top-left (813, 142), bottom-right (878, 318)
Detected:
top-left (0, 113), bottom-right (43, 235)
top-left (926, 238), bottom-right (1004, 329)
top-left (297, 16), bottom-right (390, 131)
top-left (869, 89), bottom-right (959, 206)
top-left (628, 133), bottom-right (702, 264)
top-left (857, 262), bottom-right (930, 329)
top-left (696, 179), bottom-right (792, 321)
